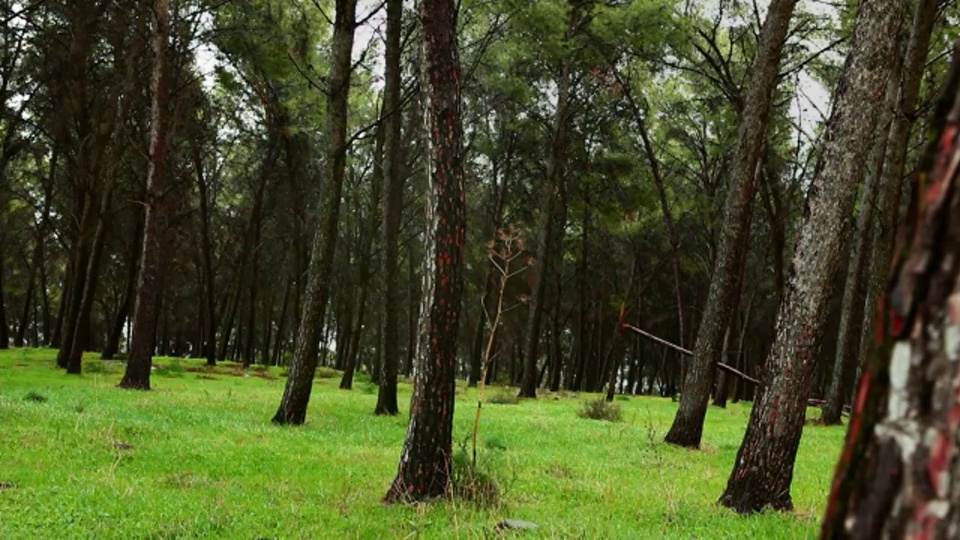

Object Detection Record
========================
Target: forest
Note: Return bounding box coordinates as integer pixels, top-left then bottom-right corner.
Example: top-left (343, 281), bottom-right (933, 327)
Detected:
top-left (4, 0), bottom-right (960, 537)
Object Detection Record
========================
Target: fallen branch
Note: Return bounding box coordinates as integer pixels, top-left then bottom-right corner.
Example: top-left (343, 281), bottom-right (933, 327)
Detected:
top-left (623, 324), bottom-right (760, 385)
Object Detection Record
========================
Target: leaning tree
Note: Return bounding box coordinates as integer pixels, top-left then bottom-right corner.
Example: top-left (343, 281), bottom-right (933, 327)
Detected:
top-left (820, 43), bottom-right (960, 540)
top-left (719, 0), bottom-right (906, 513)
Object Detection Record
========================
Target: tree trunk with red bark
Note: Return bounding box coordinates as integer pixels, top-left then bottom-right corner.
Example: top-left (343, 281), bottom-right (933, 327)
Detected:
top-left (384, 0), bottom-right (464, 503)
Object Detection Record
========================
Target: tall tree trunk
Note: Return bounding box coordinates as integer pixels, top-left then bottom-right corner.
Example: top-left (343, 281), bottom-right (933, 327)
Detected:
top-left (67, 187), bottom-right (114, 374)
top-left (57, 195), bottom-right (95, 367)
top-left (0, 230), bottom-right (8, 349)
top-left (272, 0), bottom-right (357, 424)
top-left (375, 44), bottom-right (405, 400)
top-left (384, 0), bottom-right (463, 502)
top-left (260, 294), bottom-right (273, 366)
top-left (469, 135), bottom-right (513, 388)
top-left (405, 246), bottom-right (417, 376)
top-left (519, 26), bottom-right (573, 398)
top-left (343, 127), bottom-right (383, 390)
top-left (719, 0), bottom-right (906, 513)
top-left (195, 144), bottom-right (218, 366)
top-left (103, 206), bottom-right (144, 359)
top-left (218, 281), bottom-right (241, 361)
top-left (120, 0), bottom-right (171, 389)
top-left (15, 184), bottom-right (53, 348)
top-left (821, 49), bottom-right (903, 424)
top-left (853, 0), bottom-right (939, 390)
top-left (665, 0), bottom-right (799, 449)
top-left (821, 53), bottom-right (960, 537)
top-left (605, 255), bottom-right (642, 402)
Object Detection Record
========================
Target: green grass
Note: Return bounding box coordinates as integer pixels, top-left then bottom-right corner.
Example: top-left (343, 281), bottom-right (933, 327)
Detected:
top-left (0, 348), bottom-right (844, 538)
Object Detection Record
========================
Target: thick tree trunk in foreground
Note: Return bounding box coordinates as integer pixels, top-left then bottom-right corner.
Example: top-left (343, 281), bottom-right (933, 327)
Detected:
top-left (384, 0), bottom-right (464, 503)
top-left (665, 0), bottom-right (798, 448)
top-left (120, 0), bottom-right (171, 390)
top-left (822, 47), bottom-right (904, 424)
top-left (272, 0), bottom-right (357, 424)
top-left (821, 50), bottom-right (960, 538)
top-left (719, 0), bottom-right (906, 513)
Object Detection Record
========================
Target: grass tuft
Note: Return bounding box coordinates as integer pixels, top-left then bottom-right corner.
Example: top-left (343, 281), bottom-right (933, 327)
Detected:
top-left (487, 391), bottom-right (520, 405)
top-left (23, 390), bottom-right (48, 403)
top-left (577, 398), bottom-right (622, 422)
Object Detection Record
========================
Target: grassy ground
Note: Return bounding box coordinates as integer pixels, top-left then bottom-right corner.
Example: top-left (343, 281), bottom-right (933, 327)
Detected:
top-left (0, 348), bottom-right (845, 539)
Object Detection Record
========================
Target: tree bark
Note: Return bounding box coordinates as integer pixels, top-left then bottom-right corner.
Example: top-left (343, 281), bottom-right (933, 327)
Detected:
top-left (821, 50), bottom-right (960, 537)
top-left (272, 0), bottom-right (357, 424)
top-left (852, 0), bottom-right (939, 390)
top-left (0, 230), bottom-right (8, 349)
top-left (15, 183), bottom-right (53, 348)
top-left (519, 5), bottom-right (577, 398)
top-left (121, 0), bottom-right (172, 389)
top-left (719, 0), bottom-right (906, 513)
top-left (375, 0), bottom-right (403, 414)
top-left (384, 0), bottom-right (463, 502)
top-left (822, 49), bottom-right (903, 424)
top-left (665, 0), bottom-right (798, 448)
top-left (103, 204), bottom-right (144, 359)
top-left (194, 143), bottom-right (218, 366)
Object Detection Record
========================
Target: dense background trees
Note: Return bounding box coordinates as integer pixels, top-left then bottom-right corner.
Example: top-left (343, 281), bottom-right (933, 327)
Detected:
top-left (3, 0), bottom-right (960, 514)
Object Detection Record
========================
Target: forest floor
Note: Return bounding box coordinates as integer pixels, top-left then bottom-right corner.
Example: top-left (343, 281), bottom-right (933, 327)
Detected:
top-left (0, 348), bottom-right (844, 539)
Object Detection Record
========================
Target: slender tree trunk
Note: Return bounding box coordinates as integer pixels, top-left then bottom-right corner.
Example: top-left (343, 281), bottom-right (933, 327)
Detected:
top-left (853, 0), bottom-right (939, 390)
top-left (272, 0), bottom-right (357, 424)
top-left (260, 294), bottom-right (273, 366)
top-left (103, 208), bottom-right (144, 359)
top-left (67, 187), bottom-right (114, 374)
top-left (57, 195), bottom-right (95, 368)
top-left (719, 0), bottom-right (906, 513)
top-left (665, 0), bottom-right (799, 449)
top-left (821, 53), bottom-right (960, 538)
top-left (218, 281), bottom-right (240, 361)
top-left (605, 251), bottom-right (643, 401)
top-left (0, 231), bottom-right (8, 349)
top-left (384, 0), bottom-right (463, 502)
top-left (375, 2), bottom-right (404, 409)
top-left (519, 35), bottom-right (572, 398)
top-left (343, 129), bottom-right (383, 390)
top-left (120, 0), bottom-right (171, 389)
top-left (272, 280), bottom-right (291, 366)
top-left (405, 247), bottom-right (417, 376)
top-left (195, 145), bottom-right (218, 366)
top-left (16, 187), bottom-right (52, 348)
